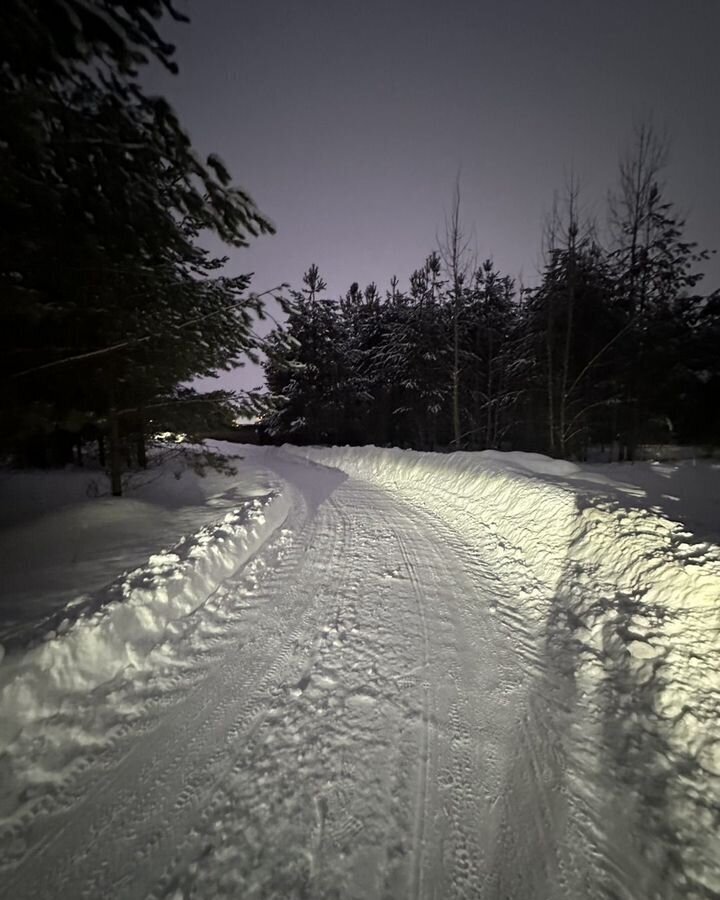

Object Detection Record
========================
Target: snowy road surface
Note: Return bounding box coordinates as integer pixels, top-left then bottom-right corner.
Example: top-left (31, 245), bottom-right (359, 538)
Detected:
top-left (0, 446), bottom-right (718, 899)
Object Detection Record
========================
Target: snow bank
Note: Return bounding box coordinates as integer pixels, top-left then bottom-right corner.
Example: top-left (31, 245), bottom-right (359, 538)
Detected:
top-left (288, 446), bottom-right (581, 592)
top-left (289, 444), bottom-right (720, 890)
top-left (291, 445), bottom-right (719, 750)
top-left (0, 452), bottom-right (276, 646)
top-left (0, 489), bottom-right (290, 750)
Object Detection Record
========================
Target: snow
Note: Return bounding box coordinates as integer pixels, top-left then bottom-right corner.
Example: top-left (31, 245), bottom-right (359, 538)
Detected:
top-left (0, 443), bottom-right (718, 898)
top-left (0, 450), bottom-right (276, 646)
top-left (576, 458), bottom-right (720, 546)
top-left (288, 444), bottom-right (720, 891)
top-left (0, 490), bottom-right (290, 748)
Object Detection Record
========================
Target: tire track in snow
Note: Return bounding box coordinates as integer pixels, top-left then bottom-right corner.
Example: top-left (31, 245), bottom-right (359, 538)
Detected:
top-left (145, 477), bottom-right (474, 899)
top-left (148, 482), bottom-right (408, 899)
top-left (385, 493), bottom-right (609, 899)
top-left (0, 489), bottom-right (357, 900)
top-left (396, 535), bottom-right (432, 900)
top-left (145, 495), bottom-right (364, 900)
top-left (387, 503), bottom-right (493, 900)
top-left (1, 454), bottom-right (608, 900)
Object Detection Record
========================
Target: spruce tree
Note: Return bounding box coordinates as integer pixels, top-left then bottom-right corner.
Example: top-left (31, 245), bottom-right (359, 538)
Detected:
top-left (460, 260), bottom-right (523, 449)
top-left (609, 123), bottom-right (712, 457)
top-left (264, 266), bottom-right (345, 444)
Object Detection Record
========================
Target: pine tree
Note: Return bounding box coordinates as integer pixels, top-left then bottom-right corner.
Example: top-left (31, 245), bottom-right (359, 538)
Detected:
top-left (526, 241), bottom-right (619, 456)
top-left (683, 290), bottom-right (720, 444)
top-left (264, 266), bottom-right (346, 444)
top-left (609, 122), bottom-right (712, 457)
top-left (338, 282), bottom-right (389, 444)
top-left (377, 254), bottom-right (451, 448)
top-left (460, 260), bottom-right (524, 449)
top-left (1, 0), bottom-right (274, 491)
top-left (524, 180), bottom-right (620, 457)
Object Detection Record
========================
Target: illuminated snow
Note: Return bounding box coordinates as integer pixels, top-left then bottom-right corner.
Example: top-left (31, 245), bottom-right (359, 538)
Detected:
top-left (0, 443), bottom-right (717, 897)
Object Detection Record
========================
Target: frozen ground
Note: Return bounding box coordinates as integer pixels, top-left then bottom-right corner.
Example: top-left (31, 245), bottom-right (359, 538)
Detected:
top-left (0, 444), bottom-right (718, 899)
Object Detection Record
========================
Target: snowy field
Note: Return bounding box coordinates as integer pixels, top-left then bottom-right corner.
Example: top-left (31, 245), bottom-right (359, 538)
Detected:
top-left (0, 443), bottom-right (718, 899)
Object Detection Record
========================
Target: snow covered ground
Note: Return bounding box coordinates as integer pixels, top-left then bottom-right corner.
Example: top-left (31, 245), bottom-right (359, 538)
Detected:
top-left (0, 446), bottom-right (275, 648)
top-left (0, 443), bottom-right (718, 899)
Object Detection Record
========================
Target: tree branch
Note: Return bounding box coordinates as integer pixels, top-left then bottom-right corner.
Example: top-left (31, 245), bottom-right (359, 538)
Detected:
top-left (563, 316), bottom-right (636, 402)
top-left (10, 284), bottom-right (286, 379)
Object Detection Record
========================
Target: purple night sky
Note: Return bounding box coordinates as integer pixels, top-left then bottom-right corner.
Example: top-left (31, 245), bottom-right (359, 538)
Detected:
top-left (143, 0), bottom-right (720, 394)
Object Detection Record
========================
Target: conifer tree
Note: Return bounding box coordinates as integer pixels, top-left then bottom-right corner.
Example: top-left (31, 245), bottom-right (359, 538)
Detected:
top-left (264, 266), bottom-right (345, 444)
top-left (1, 0), bottom-right (275, 490)
top-left (609, 122), bottom-right (712, 456)
top-left (460, 260), bottom-right (523, 449)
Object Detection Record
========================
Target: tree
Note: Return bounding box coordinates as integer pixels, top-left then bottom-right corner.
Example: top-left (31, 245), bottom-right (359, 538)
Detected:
top-left (338, 281), bottom-right (392, 444)
top-left (439, 179), bottom-right (474, 449)
top-left (683, 290), bottom-right (720, 444)
top-left (521, 176), bottom-right (627, 457)
top-left (460, 260), bottom-right (524, 449)
top-left (379, 254), bottom-right (450, 448)
top-left (1, 0), bottom-right (275, 492)
top-left (608, 122), bottom-right (712, 457)
top-left (263, 266), bottom-right (347, 444)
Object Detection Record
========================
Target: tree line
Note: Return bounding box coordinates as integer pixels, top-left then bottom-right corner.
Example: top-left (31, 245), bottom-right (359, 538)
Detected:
top-left (264, 134), bottom-right (719, 459)
top-left (2, 5), bottom-right (717, 483)
top-left (1, 1), bottom-right (283, 493)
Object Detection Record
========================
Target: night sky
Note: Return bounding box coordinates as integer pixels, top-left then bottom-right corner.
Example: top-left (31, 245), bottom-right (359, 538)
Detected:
top-left (144, 0), bottom-right (720, 393)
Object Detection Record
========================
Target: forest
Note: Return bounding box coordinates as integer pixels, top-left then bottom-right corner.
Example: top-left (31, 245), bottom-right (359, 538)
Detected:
top-left (2, 1), bottom-right (718, 496)
top-left (0, 0), bottom-right (287, 494)
top-left (264, 167), bottom-right (719, 459)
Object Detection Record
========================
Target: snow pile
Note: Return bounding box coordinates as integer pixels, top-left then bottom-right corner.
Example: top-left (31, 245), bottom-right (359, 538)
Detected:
top-left (0, 452), bottom-right (276, 646)
top-left (288, 446), bottom-right (581, 591)
top-left (289, 444), bottom-right (720, 891)
top-left (0, 489), bottom-right (291, 751)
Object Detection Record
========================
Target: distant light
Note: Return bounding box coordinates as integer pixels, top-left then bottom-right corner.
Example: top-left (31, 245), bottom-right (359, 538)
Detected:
top-left (153, 432), bottom-right (188, 443)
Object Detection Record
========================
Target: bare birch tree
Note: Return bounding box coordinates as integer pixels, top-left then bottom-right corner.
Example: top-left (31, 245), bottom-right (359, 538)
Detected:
top-left (439, 177), bottom-right (474, 449)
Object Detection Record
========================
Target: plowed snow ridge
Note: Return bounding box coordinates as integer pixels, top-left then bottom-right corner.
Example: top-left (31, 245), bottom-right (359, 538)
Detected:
top-left (0, 444), bottom-right (717, 899)
top-left (290, 445), bottom-right (720, 894)
top-left (0, 487), bottom-right (291, 747)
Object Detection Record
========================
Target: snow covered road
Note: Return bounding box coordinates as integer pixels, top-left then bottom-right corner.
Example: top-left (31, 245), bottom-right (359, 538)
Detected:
top-left (0, 447), bottom-right (718, 899)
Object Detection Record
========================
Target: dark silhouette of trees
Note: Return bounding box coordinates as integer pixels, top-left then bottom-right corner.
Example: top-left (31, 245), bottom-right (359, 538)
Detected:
top-left (2, 12), bottom-right (715, 473)
top-left (264, 257), bottom-right (522, 451)
top-left (1, 0), bottom-right (276, 491)
top-left (608, 122), bottom-right (713, 457)
top-left (264, 138), bottom-right (716, 457)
